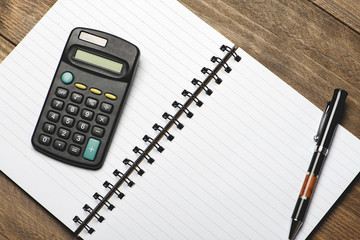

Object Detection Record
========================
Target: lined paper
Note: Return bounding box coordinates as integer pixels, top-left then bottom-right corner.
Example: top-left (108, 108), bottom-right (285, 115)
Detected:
top-left (0, 0), bottom-right (359, 239)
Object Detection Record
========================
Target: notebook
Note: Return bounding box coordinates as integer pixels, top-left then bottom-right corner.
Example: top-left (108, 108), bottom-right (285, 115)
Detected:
top-left (0, 0), bottom-right (359, 239)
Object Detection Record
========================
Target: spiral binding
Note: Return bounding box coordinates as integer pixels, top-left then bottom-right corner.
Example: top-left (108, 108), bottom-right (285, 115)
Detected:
top-left (83, 204), bottom-right (105, 222)
top-left (161, 113), bottom-right (184, 130)
top-left (191, 78), bottom-right (213, 96)
top-left (73, 216), bottom-right (94, 234)
top-left (113, 169), bottom-right (135, 187)
top-left (93, 192), bottom-right (115, 210)
top-left (103, 181), bottom-right (125, 199)
top-left (182, 90), bottom-right (203, 107)
top-left (143, 135), bottom-right (164, 152)
top-left (172, 101), bottom-right (194, 118)
top-left (133, 146), bottom-right (155, 164)
top-left (73, 45), bottom-right (240, 236)
top-left (211, 56), bottom-right (232, 73)
top-left (123, 158), bottom-right (145, 176)
top-left (201, 67), bottom-right (222, 84)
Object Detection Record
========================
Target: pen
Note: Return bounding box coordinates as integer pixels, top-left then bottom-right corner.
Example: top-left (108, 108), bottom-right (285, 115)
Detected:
top-left (289, 88), bottom-right (348, 240)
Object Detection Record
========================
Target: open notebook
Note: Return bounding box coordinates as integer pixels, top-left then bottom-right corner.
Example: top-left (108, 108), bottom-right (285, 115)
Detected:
top-left (1, 0), bottom-right (359, 239)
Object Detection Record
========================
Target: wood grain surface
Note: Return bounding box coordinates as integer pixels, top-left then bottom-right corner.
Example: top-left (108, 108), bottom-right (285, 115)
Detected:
top-left (1, 0), bottom-right (359, 239)
top-left (310, 0), bottom-right (360, 33)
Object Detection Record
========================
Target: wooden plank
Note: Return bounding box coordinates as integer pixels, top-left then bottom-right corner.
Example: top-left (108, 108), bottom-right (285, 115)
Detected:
top-left (0, 36), bottom-right (14, 63)
top-left (0, 0), bottom-right (55, 44)
top-left (309, 0), bottom-right (360, 34)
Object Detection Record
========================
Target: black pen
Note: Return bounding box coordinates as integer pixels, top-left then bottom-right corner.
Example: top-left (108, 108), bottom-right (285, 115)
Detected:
top-left (289, 89), bottom-right (348, 240)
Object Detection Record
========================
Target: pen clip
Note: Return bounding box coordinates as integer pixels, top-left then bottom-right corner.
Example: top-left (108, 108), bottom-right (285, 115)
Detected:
top-left (314, 101), bottom-right (331, 142)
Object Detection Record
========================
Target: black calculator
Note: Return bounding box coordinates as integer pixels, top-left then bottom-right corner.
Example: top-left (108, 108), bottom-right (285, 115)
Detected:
top-left (32, 27), bottom-right (140, 170)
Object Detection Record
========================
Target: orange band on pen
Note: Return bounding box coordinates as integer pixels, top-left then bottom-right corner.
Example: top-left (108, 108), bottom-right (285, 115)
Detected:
top-left (299, 173), bottom-right (318, 199)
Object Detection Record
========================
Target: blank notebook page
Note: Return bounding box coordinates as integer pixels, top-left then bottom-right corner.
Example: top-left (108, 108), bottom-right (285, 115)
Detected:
top-left (0, 0), bottom-right (359, 239)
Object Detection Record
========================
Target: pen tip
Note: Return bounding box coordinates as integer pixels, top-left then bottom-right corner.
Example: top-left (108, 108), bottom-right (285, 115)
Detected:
top-left (289, 219), bottom-right (302, 240)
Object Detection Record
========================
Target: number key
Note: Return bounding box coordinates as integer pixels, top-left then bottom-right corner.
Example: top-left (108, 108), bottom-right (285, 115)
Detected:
top-left (58, 128), bottom-right (71, 139)
top-left (66, 104), bottom-right (79, 116)
top-left (39, 134), bottom-right (51, 146)
top-left (43, 123), bottom-right (56, 134)
top-left (62, 116), bottom-right (75, 127)
top-left (47, 111), bottom-right (60, 122)
top-left (81, 109), bottom-right (94, 120)
top-left (77, 121), bottom-right (90, 133)
top-left (73, 133), bottom-right (86, 144)
top-left (51, 99), bottom-right (64, 110)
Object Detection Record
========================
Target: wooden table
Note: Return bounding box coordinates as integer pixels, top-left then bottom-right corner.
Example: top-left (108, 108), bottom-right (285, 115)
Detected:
top-left (1, 0), bottom-right (359, 239)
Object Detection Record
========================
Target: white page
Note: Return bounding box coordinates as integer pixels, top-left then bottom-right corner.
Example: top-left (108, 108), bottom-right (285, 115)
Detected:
top-left (1, 0), bottom-right (359, 239)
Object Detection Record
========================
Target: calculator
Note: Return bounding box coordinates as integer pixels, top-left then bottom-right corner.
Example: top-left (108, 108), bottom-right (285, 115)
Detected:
top-left (31, 27), bottom-right (140, 170)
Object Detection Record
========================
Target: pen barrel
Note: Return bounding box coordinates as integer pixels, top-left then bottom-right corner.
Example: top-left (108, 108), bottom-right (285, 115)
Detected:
top-left (292, 152), bottom-right (326, 221)
top-left (317, 89), bottom-right (347, 148)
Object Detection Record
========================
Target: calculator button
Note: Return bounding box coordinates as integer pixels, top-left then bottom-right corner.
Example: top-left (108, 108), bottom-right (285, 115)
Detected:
top-left (53, 139), bottom-right (66, 151)
top-left (39, 134), bottom-right (51, 146)
top-left (73, 133), bottom-right (86, 144)
top-left (43, 123), bottom-right (56, 134)
top-left (71, 92), bottom-right (83, 103)
top-left (77, 121), bottom-right (90, 133)
top-left (58, 128), bottom-right (71, 139)
top-left (90, 88), bottom-right (102, 95)
top-left (75, 83), bottom-right (87, 90)
top-left (68, 145), bottom-right (81, 156)
top-left (51, 99), bottom-right (64, 110)
top-left (61, 71), bottom-right (74, 84)
top-left (66, 104), bottom-right (79, 115)
top-left (81, 109), bottom-right (94, 121)
top-left (62, 116), bottom-right (75, 127)
top-left (100, 102), bottom-right (113, 113)
top-left (105, 93), bottom-right (117, 100)
top-left (83, 138), bottom-right (100, 161)
top-left (86, 97), bottom-right (98, 109)
top-left (56, 87), bottom-right (68, 98)
top-left (92, 126), bottom-right (105, 138)
top-left (96, 114), bottom-right (109, 126)
top-left (47, 111), bottom-right (60, 122)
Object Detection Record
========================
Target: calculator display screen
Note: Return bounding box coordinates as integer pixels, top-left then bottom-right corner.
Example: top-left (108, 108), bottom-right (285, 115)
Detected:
top-left (74, 49), bottom-right (123, 73)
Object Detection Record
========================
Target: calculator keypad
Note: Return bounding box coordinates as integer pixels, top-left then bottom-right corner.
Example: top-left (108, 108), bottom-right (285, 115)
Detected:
top-left (36, 80), bottom-right (115, 165)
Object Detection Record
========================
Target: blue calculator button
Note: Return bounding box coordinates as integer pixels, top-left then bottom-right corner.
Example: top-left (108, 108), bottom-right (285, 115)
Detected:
top-left (83, 138), bottom-right (100, 161)
top-left (61, 71), bottom-right (74, 84)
